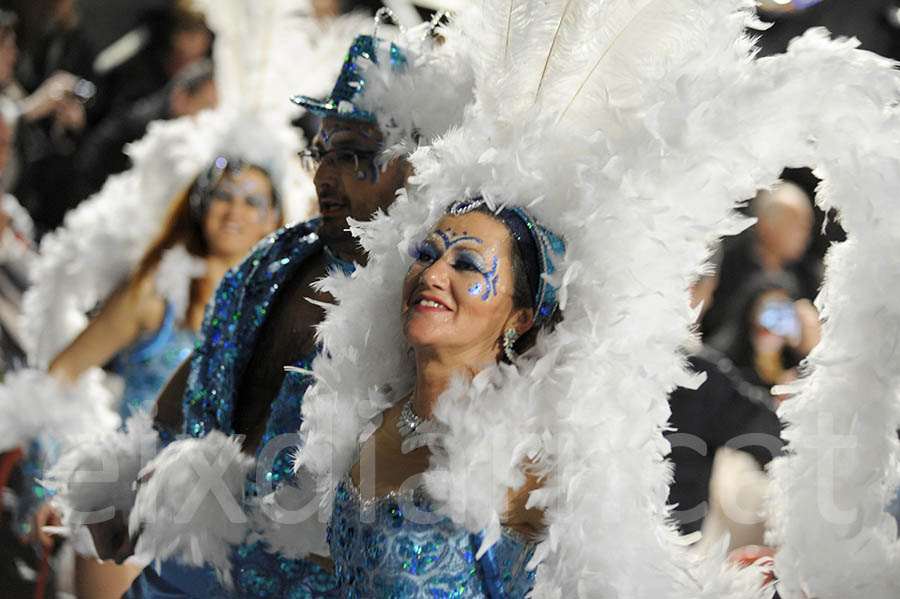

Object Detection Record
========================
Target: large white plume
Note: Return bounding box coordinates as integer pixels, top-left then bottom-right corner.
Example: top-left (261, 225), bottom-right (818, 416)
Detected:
top-left (297, 0), bottom-right (900, 597)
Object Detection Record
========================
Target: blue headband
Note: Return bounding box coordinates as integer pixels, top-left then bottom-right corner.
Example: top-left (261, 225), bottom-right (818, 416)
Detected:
top-left (449, 198), bottom-right (565, 326)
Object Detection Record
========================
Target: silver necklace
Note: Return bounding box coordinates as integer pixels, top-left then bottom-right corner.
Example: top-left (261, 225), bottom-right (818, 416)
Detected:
top-left (396, 397), bottom-right (427, 440)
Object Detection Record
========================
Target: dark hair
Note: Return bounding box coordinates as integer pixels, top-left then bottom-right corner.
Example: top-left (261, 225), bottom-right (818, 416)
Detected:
top-left (464, 204), bottom-right (562, 360)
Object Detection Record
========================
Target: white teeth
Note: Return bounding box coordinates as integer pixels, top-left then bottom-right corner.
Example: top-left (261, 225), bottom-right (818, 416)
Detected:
top-left (418, 299), bottom-right (443, 308)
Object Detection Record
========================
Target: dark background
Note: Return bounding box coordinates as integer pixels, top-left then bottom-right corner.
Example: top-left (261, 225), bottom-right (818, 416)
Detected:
top-left (1, 0), bottom-right (898, 62)
top-left (756, 0), bottom-right (900, 59)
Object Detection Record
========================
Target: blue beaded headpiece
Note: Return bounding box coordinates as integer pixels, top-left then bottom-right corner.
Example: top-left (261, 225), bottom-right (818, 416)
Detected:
top-left (449, 198), bottom-right (566, 327)
top-left (290, 35), bottom-right (408, 122)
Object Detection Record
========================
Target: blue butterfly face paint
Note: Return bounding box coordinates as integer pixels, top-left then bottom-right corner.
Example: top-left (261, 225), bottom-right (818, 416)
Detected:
top-left (471, 256), bottom-right (499, 300)
top-left (409, 227), bottom-right (502, 302)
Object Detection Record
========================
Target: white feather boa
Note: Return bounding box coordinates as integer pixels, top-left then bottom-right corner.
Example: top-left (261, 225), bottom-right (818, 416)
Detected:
top-left (295, 1), bottom-right (900, 597)
top-left (43, 412), bottom-right (158, 555)
top-left (154, 245), bottom-right (207, 321)
top-left (0, 367), bottom-right (119, 454)
top-left (128, 432), bottom-right (255, 586)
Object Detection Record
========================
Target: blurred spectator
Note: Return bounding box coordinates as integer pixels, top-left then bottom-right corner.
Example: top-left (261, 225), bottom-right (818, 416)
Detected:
top-left (76, 57), bottom-right (217, 198)
top-left (701, 180), bottom-right (821, 339)
top-left (92, 0), bottom-right (211, 120)
top-left (708, 272), bottom-right (821, 395)
top-left (0, 7), bottom-right (88, 235)
top-left (0, 447), bottom-right (58, 598)
top-left (666, 271), bottom-right (783, 537)
top-left (15, 0), bottom-right (94, 92)
top-left (0, 84), bottom-right (46, 599)
top-left (0, 111), bottom-right (36, 371)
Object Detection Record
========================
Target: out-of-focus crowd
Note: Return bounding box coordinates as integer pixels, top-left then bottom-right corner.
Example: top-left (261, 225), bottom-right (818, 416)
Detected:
top-left (666, 175), bottom-right (833, 554)
top-left (0, 0), bottom-right (216, 240)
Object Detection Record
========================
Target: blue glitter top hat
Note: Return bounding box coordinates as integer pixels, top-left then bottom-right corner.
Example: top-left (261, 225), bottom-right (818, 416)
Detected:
top-left (290, 34), bottom-right (408, 122)
top-left (448, 198), bottom-right (566, 327)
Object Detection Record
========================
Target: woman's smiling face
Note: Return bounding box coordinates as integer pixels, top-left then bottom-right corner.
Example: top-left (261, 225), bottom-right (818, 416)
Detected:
top-left (202, 165), bottom-right (279, 260)
top-left (402, 212), bottom-right (529, 365)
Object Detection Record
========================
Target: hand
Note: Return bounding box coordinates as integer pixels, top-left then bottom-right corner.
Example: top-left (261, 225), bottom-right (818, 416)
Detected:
top-left (772, 367), bottom-right (798, 406)
top-left (728, 545), bottom-right (775, 586)
top-left (791, 298), bottom-right (821, 356)
top-left (85, 468), bottom-right (155, 563)
top-left (22, 71), bottom-right (79, 122)
top-left (53, 96), bottom-right (86, 132)
top-left (28, 501), bottom-right (61, 549)
top-left (86, 511), bottom-right (137, 563)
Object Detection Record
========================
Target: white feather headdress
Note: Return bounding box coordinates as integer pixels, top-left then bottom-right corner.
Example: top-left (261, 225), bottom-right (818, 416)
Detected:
top-left (297, 0), bottom-right (900, 597)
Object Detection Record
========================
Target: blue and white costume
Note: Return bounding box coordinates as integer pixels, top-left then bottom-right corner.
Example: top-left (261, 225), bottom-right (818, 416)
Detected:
top-left (328, 474), bottom-right (536, 599)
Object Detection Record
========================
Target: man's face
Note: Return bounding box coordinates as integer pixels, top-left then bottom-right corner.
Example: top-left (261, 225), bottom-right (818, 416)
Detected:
top-left (311, 117), bottom-right (407, 258)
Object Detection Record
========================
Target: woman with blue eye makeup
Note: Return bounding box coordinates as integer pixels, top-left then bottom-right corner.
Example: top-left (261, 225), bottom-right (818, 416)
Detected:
top-left (309, 199), bottom-right (565, 599)
top-left (33, 157), bottom-right (283, 599)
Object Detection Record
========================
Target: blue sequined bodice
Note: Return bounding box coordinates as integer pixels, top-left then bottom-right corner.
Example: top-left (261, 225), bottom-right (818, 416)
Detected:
top-left (173, 220), bottom-right (339, 598)
top-left (113, 301), bottom-right (198, 420)
top-left (328, 475), bottom-right (536, 599)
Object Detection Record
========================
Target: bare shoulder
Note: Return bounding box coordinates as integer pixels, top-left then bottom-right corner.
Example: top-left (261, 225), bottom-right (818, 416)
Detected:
top-left (129, 269), bottom-right (168, 333)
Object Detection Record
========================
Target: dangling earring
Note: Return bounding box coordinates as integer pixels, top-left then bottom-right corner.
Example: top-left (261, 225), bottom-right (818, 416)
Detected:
top-left (503, 328), bottom-right (519, 364)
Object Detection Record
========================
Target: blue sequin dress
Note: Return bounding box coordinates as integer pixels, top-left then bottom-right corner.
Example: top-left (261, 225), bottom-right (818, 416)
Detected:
top-left (328, 474), bottom-right (536, 599)
top-left (113, 301), bottom-right (198, 420)
top-left (127, 220), bottom-right (341, 599)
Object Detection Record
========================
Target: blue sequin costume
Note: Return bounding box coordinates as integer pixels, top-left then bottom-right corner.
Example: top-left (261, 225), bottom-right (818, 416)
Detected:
top-left (114, 301), bottom-right (198, 420)
top-left (128, 220), bottom-right (340, 598)
top-left (328, 474), bottom-right (536, 599)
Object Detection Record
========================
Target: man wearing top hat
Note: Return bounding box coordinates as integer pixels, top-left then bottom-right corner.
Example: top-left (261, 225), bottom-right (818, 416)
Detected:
top-left (76, 32), bottom-right (449, 598)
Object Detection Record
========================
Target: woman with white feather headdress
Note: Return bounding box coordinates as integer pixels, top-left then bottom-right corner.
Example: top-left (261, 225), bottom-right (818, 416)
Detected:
top-left (291, 0), bottom-right (900, 597)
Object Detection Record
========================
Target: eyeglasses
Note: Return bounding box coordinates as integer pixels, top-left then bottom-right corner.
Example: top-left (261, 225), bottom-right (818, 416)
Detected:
top-left (299, 147), bottom-right (378, 173)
